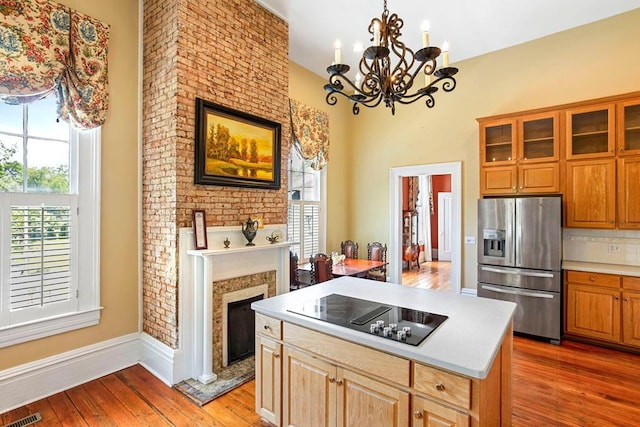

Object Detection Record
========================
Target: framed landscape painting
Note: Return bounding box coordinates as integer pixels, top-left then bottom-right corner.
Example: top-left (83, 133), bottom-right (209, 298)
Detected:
top-left (194, 98), bottom-right (281, 189)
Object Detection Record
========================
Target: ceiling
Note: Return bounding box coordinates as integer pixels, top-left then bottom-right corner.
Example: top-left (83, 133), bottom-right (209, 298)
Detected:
top-left (256, 0), bottom-right (640, 78)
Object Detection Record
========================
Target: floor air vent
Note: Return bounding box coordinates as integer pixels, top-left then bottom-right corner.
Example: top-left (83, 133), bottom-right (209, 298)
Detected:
top-left (2, 412), bottom-right (42, 427)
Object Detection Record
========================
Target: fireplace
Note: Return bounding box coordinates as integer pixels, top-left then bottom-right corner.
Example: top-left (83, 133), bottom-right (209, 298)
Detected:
top-left (227, 294), bottom-right (263, 365)
top-left (183, 225), bottom-right (290, 385)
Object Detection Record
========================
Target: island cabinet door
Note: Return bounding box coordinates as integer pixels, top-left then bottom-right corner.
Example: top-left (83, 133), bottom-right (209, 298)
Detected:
top-left (282, 346), bottom-right (337, 427)
top-left (336, 368), bottom-right (409, 427)
top-left (256, 336), bottom-right (282, 426)
top-left (411, 395), bottom-right (470, 427)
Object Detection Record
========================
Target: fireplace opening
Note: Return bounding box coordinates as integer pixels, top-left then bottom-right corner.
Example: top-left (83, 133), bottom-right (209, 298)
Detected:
top-left (227, 294), bottom-right (264, 365)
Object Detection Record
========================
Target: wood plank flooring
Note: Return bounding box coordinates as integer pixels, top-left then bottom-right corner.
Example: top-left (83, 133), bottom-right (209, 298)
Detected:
top-left (402, 260), bottom-right (451, 290)
top-left (2, 336), bottom-right (640, 426)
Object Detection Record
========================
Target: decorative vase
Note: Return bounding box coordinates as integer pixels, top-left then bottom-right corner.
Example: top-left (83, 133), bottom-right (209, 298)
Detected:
top-left (241, 217), bottom-right (259, 246)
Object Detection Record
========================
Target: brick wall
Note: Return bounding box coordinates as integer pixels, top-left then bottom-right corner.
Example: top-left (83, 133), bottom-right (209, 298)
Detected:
top-left (143, 0), bottom-right (289, 348)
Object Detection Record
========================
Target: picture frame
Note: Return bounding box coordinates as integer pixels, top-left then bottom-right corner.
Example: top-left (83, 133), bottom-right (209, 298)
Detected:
top-left (194, 98), bottom-right (282, 189)
top-left (192, 209), bottom-right (208, 250)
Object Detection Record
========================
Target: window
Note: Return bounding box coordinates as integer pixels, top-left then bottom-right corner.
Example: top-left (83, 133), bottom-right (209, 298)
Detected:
top-left (287, 148), bottom-right (325, 261)
top-left (0, 97), bottom-right (101, 347)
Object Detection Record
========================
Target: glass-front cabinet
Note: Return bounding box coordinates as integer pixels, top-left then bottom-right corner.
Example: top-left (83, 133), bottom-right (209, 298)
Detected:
top-left (519, 112), bottom-right (560, 163)
top-left (618, 99), bottom-right (640, 156)
top-left (480, 119), bottom-right (516, 165)
top-left (566, 104), bottom-right (615, 159)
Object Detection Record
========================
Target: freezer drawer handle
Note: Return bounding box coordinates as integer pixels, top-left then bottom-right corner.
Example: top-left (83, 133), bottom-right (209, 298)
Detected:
top-left (481, 266), bottom-right (554, 278)
top-left (481, 285), bottom-right (555, 299)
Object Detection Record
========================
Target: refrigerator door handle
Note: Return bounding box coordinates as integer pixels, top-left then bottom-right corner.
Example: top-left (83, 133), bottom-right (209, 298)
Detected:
top-left (480, 266), bottom-right (554, 278)
top-left (481, 285), bottom-right (555, 299)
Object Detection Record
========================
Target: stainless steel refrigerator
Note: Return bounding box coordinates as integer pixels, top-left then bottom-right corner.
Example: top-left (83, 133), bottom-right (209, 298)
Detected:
top-left (477, 196), bottom-right (562, 343)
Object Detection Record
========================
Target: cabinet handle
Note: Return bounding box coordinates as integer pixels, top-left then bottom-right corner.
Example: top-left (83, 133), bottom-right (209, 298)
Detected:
top-left (435, 383), bottom-right (446, 391)
top-left (264, 325), bottom-right (271, 330)
top-left (620, 147), bottom-right (625, 152)
top-left (624, 297), bottom-right (630, 302)
top-left (274, 353), bottom-right (280, 358)
top-left (615, 296), bottom-right (620, 301)
top-left (328, 377), bottom-right (336, 383)
top-left (589, 276), bottom-right (596, 282)
top-left (414, 411), bottom-right (424, 419)
top-left (610, 148), bottom-right (614, 154)
top-left (336, 379), bottom-right (344, 386)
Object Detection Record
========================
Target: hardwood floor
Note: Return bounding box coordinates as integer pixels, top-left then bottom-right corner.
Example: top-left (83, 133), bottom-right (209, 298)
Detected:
top-left (402, 260), bottom-right (451, 290)
top-left (3, 336), bottom-right (640, 426)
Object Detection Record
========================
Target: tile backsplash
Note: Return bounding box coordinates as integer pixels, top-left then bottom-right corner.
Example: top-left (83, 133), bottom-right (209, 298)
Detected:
top-left (563, 228), bottom-right (640, 266)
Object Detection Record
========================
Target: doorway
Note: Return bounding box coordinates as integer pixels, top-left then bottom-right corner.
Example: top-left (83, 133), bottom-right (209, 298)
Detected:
top-left (388, 162), bottom-right (461, 293)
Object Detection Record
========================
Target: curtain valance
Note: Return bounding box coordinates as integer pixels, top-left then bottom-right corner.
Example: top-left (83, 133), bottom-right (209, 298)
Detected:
top-left (0, 0), bottom-right (110, 129)
top-left (289, 99), bottom-right (330, 170)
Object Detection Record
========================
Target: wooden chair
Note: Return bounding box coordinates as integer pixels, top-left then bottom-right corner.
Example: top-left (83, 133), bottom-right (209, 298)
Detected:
top-left (340, 240), bottom-right (359, 259)
top-left (309, 253), bottom-right (333, 284)
top-left (367, 242), bottom-right (387, 281)
top-left (289, 251), bottom-right (302, 291)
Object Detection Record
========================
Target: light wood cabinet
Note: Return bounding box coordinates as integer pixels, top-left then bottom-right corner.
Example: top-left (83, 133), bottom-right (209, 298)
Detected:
top-left (255, 316), bottom-right (511, 426)
top-left (479, 112), bottom-right (560, 196)
top-left (566, 104), bottom-right (615, 159)
top-left (565, 159), bottom-right (616, 228)
top-left (565, 271), bottom-right (640, 351)
top-left (282, 346), bottom-right (410, 427)
top-left (617, 157), bottom-right (640, 229)
top-left (412, 395), bottom-right (470, 427)
top-left (617, 99), bottom-right (640, 156)
top-left (256, 336), bottom-right (282, 426)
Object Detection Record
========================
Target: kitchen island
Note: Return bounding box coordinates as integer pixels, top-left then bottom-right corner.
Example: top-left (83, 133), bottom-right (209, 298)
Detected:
top-left (251, 277), bottom-right (515, 427)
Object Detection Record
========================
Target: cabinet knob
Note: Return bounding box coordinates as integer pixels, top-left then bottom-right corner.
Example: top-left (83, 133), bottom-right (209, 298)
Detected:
top-left (615, 296), bottom-right (620, 301)
top-left (435, 383), bottom-right (446, 391)
top-left (610, 148), bottom-right (615, 153)
top-left (414, 411), bottom-right (424, 419)
top-left (336, 379), bottom-right (343, 386)
top-left (589, 276), bottom-right (596, 282)
top-left (273, 353), bottom-right (280, 358)
top-left (620, 147), bottom-right (625, 152)
top-left (329, 377), bottom-right (336, 383)
top-left (624, 297), bottom-right (630, 302)
top-left (264, 325), bottom-right (270, 330)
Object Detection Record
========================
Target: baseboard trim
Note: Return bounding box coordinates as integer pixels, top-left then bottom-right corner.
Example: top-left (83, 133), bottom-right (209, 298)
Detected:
top-left (0, 332), bottom-right (140, 414)
top-left (461, 287), bottom-right (478, 297)
top-left (138, 332), bottom-right (178, 386)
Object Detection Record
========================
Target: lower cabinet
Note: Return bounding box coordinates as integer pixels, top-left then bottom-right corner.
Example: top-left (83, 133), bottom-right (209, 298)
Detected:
top-left (282, 346), bottom-right (409, 427)
top-left (565, 271), bottom-right (640, 350)
top-left (256, 316), bottom-right (510, 426)
top-left (255, 335), bottom-right (282, 426)
top-left (412, 395), bottom-right (469, 427)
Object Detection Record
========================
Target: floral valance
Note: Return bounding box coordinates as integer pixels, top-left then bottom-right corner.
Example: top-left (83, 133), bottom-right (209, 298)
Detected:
top-left (0, 0), bottom-right (110, 129)
top-left (289, 99), bottom-right (330, 170)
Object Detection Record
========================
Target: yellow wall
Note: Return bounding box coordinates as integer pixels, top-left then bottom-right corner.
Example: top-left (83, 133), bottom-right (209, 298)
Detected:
top-left (296, 9), bottom-right (640, 289)
top-left (0, 0), bottom-right (140, 370)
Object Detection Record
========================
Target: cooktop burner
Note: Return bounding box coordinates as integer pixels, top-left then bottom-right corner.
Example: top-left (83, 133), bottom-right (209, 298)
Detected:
top-left (287, 294), bottom-right (447, 346)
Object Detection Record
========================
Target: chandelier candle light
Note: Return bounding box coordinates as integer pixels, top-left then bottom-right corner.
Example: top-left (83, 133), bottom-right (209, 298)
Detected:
top-left (324, 0), bottom-right (458, 115)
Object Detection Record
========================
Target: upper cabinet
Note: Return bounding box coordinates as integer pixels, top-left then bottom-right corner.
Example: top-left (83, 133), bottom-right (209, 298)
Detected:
top-left (566, 104), bottom-right (615, 160)
top-left (479, 112), bottom-right (560, 195)
top-left (618, 99), bottom-right (640, 156)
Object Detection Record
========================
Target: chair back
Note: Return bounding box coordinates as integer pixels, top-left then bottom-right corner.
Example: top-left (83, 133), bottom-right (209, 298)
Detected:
top-left (367, 242), bottom-right (388, 281)
top-left (289, 251), bottom-right (301, 290)
top-left (310, 253), bottom-right (333, 284)
top-left (340, 240), bottom-right (359, 259)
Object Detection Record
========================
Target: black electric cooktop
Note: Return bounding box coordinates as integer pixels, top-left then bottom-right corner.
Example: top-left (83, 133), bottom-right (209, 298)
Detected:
top-left (287, 294), bottom-right (448, 346)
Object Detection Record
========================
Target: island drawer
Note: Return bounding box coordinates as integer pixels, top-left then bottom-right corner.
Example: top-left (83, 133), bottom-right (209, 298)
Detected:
top-left (256, 313), bottom-right (282, 340)
top-left (413, 363), bottom-right (471, 409)
top-left (566, 271), bottom-right (620, 288)
top-left (283, 323), bottom-right (410, 386)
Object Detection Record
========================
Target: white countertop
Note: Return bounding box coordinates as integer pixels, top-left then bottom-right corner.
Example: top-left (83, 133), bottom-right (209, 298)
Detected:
top-left (251, 276), bottom-right (516, 379)
top-left (563, 260), bottom-right (640, 277)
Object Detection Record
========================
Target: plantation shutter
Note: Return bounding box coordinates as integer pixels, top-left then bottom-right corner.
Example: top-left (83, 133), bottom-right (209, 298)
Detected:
top-left (302, 204), bottom-right (319, 260)
top-left (287, 204), bottom-right (301, 257)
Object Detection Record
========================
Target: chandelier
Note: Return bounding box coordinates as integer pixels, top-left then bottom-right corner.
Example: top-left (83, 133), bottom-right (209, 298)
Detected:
top-left (324, 0), bottom-right (458, 115)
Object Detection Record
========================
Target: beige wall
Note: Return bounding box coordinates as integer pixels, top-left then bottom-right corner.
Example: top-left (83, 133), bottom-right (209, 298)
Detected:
top-left (302, 9), bottom-right (640, 289)
top-left (0, 0), bottom-right (140, 370)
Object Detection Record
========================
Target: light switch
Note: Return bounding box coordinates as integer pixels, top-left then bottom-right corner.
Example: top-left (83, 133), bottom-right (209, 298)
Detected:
top-left (465, 236), bottom-right (476, 245)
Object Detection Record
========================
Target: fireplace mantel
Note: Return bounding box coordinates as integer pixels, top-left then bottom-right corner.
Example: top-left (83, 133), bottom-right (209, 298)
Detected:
top-left (185, 227), bottom-right (292, 384)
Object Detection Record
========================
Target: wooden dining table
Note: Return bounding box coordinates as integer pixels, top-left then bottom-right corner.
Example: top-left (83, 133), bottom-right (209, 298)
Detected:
top-left (299, 258), bottom-right (387, 279)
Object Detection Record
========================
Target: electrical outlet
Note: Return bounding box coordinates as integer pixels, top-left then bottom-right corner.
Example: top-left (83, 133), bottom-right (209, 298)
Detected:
top-left (465, 236), bottom-right (476, 245)
top-left (608, 244), bottom-right (621, 253)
